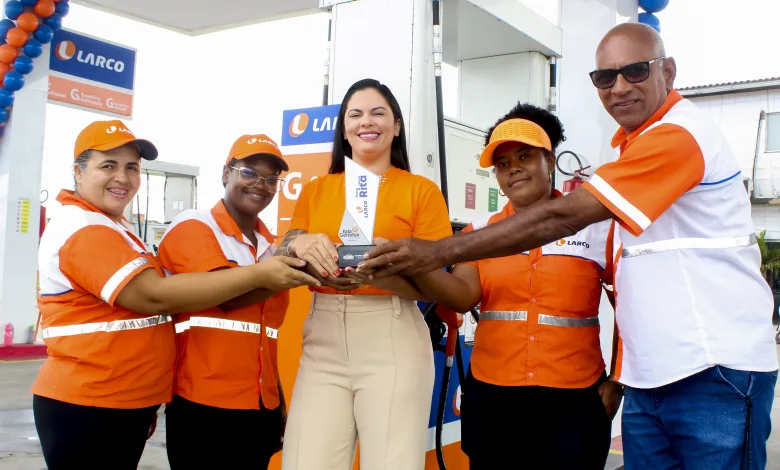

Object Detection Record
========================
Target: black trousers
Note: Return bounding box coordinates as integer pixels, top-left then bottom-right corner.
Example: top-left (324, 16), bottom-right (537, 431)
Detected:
top-left (165, 394), bottom-right (283, 470)
top-left (33, 394), bottom-right (159, 470)
top-left (461, 372), bottom-right (612, 470)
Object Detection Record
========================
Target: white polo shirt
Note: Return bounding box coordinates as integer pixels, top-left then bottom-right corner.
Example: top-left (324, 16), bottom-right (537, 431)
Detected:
top-left (583, 89), bottom-right (779, 389)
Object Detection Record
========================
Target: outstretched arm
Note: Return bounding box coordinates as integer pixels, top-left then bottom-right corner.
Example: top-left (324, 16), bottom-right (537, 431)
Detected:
top-left (361, 188), bottom-right (612, 278)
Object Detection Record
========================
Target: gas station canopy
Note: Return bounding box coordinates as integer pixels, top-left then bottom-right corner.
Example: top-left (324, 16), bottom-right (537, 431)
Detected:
top-left (75, 0), bottom-right (561, 58)
top-left (76, 0), bottom-right (323, 35)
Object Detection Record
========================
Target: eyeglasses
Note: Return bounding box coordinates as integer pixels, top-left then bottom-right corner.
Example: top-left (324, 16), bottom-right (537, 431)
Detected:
top-left (589, 57), bottom-right (665, 89)
top-left (228, 166), bottom-right (285, 193)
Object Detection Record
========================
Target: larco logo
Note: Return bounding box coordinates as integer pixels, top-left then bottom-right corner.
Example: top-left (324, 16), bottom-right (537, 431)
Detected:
top-left (106, 125), bottom-right (132, 135)
top-left (55, 40), bottom-right (126, 72)
top-left (288, 113), bottom-right (309, 138)
top-left (287, 112), bottom-right (338, 138)
top-left (556, 239), bottom-right (590, 249)
top-left (247, 137), bottom-right (279, 149)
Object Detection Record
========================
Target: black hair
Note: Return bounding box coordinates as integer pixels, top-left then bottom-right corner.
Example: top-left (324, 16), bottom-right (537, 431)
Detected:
top-left (484, 102), bottom-right (566, 152)
top-left (329, 78), bottom-right (411, 174)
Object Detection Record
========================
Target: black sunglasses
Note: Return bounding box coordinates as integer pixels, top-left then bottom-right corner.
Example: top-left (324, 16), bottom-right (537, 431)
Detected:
top-left (589, 57), bottom-right (665, 89)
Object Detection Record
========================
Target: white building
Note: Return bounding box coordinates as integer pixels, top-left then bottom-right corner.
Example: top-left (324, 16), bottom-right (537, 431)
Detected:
top-left (680, 78), bottom-right (780, 239)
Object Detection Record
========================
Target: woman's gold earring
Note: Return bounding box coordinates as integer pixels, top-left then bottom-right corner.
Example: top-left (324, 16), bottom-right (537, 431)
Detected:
top-left (499, 189), bottom-right (505, 197)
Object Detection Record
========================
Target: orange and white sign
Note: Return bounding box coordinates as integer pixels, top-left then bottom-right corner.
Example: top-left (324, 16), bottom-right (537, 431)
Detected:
top-left (48, 29), bottom-right (136, 119)
top-left (48, 75), bottom-right (133, 117)
top-left (276, 152), bottom-right (331, 239)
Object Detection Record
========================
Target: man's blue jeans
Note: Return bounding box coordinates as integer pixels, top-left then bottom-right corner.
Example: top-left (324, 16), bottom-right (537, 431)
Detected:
top-left (622, 366), bottom-right (777, 469)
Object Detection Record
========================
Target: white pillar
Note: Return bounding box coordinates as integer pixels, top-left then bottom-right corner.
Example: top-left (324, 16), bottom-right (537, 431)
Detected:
top-left (329, 0), bottom-right (439, 184)
top-left (558, 0), bottom-right (637, 172)
top-left (558, 0), bottom-right (637, 438)
top-left (0, 42), bottom-right (51, 344)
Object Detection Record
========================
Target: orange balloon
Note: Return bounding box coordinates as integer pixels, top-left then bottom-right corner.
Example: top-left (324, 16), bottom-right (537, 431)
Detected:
top-left (17, 12), bottom-right (40, 33)
top-left (6, 28), bottom-right (28, 48)
top-left (0, 62), bottom-right (11, 81)
top-left (0, 45), bottom-right (19, 65)
top-left (34, 0), bottom-right (56, 18)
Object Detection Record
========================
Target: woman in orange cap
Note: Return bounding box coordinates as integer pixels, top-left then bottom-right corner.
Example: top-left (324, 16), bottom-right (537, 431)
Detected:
top-left (277, 79), bottom-right (452, 470)
top-left (33, 121), bottom-right (319, 470)
top-left (158, 134), bottom-right (294, 470)
top-left (412, 103), bottom-right (623, 469)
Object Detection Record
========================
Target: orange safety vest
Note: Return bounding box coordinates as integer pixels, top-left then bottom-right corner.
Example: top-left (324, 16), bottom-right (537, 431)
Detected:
top-left (33, 190), bottom-right (175, 409)
top-left (157, 200), bottom-right (288, 410)
top-left (463, 197), bottom-right (611, 388)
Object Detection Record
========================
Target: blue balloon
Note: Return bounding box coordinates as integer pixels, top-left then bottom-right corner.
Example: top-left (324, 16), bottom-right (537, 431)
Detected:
top-left (33, 24), bottom-right (54, 44)
top-left (55, 1), bottom-right (70, 16)
top-left (0, 89), bottom-right (15, 108)
top-left (4, 0), bottom-right (24, 20)
top-left (20, 0), bottom-right (37, 6)
top-left (44, 13), bottom-right (62, 32)
top-left (638, 12), bottom-right (661, 32)
top-left (0, 110), bottom-right (7, 125)
top-left (23, 39), bottom-right (43, 58)
top-left (639, 0), bottom-right (670, 13)
top-left (4, 71), bottom-right (24, 91)
top-left (13, 56), bottom-right (33, 74)
top-left (0, 19), bottom-right (15, 40)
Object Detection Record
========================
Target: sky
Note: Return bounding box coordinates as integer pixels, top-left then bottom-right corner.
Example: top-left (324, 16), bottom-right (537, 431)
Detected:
top-left (38, 0), bottom-right (780, 235)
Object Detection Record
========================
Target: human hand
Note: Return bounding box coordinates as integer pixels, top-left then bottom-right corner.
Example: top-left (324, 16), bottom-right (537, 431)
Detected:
top-left (273, 402), bottom-right (287, 454)
top-left (598, 380), bottom-right (624, 420)
top-left (358, 237), bottom-right (446, 279)
top-left (256, 257), bottom-right (321, 291)
top-left (304, 262), bottom-right (359, 292)
top-left (290, 233), bottom-right (340, 278)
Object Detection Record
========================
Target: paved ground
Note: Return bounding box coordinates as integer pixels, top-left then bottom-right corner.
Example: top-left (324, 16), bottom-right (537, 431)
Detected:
top-left (1, 349), bottom-right (779, 469)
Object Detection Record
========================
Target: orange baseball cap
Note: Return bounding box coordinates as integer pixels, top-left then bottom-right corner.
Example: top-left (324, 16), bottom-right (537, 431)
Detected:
top-left (226, 134), bottom-right (288, 172)
top-left (74, 120), bottom-right (158, 160)
top-left (479, 118), bottom-right (552, 168)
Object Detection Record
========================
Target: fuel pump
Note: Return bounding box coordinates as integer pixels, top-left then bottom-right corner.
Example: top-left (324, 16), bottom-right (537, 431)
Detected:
top-left (556, 150), bottom-right (591, 195)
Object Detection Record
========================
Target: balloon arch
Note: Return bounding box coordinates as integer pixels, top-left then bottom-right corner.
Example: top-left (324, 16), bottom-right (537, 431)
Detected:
top-left (0, 0), bottom-right (69, 135)
top-left (638, 0), bottom-right (670, 33)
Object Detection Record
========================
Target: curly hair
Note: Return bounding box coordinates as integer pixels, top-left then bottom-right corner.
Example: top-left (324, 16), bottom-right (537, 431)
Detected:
top-left (484, 102), bottom-right (566, 152)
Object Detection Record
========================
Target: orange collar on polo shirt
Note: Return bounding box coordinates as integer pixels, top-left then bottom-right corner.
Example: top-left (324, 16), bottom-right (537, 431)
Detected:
top-left (227, 134), bottom-right (289, 172)
top-left (611, 89), bottom-right (683, 149)
top-left (57, 189), bottom-right (136, 229)
top-left (74, 120), bottom-right (158, 160)
top-left (211, 199), bottom-right (272, 245)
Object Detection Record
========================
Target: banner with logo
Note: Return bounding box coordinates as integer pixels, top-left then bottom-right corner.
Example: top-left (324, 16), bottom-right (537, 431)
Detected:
top-left (48, 29), bottom-right (136, 118)
top-left (281, 104), bottom-right (340, 146)
top-left (276, 104), bottom-right (340, 238)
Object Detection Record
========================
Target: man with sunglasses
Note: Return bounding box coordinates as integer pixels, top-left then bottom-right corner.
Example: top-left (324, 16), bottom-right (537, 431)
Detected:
top-left (157, 134), bottom-right (293, 469)
top-left (361, 22), bottom-right (778, 470)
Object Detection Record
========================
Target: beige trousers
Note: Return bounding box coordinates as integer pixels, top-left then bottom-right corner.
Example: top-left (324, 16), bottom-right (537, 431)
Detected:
top-left (282, 293), bottom-right (435, 470)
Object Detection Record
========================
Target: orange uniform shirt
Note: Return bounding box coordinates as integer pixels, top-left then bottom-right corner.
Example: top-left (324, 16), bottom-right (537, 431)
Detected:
top-left (289, 166), bottom-right (453, 295)
top-left (157, 201), bottom-right (288, 410)
top-left (463, 196), bottom-right (609, 389)
top-left (33, 190), bottom-right (175, 409)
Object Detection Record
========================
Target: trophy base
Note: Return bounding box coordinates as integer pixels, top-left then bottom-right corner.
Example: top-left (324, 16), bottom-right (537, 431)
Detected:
top-left (338, 245), bottom-right (376, 268)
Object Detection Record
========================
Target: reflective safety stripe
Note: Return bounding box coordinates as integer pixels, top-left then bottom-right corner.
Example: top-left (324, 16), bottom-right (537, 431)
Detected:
top-left (480, 311), bottom-right (528, 321)
top-left (100, 257), bottom-right (150, 303)
top-left (42, 314), bottom-right (172, 339)
top-left (174, 317), bottom-right (278, 339)
top-left (622, 234), bottom-right (757, 258)
top-left (538, 314), bottom-right (599, 328)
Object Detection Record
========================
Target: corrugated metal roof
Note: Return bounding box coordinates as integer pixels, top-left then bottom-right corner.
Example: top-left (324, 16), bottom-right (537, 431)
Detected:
top-left (679, 77), bottom-right (780, 97)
